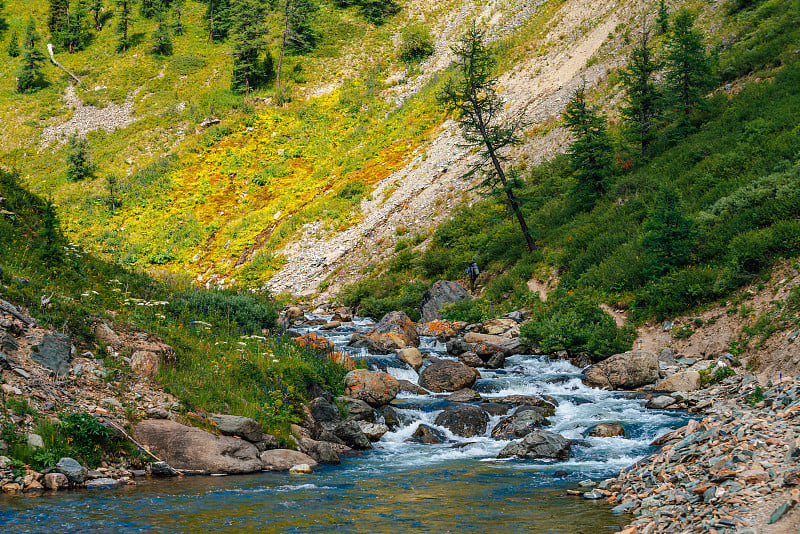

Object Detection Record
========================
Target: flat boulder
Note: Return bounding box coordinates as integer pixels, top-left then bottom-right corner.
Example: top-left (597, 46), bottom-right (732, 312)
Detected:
top-left (491, 410), bottom-right (548, 440)
top-left (349, 311), bottom-right (420, 353)
top-left (488, 395), bottom-right (557, 417)
top-left (418, 360), bottom-right (477, 392)
top-left (33, 333), bottom-right (71, 376)
top-left (582, 351), bottom-right (659, 390)
top-left (447, 389), bottom-right (482, 403)
top-left (210, 414), bottom-right (264, 443)
top-left (434, 405), bottom-right (489, 438)
top-left (398, 379), bottom-right (428, 395)
top-left (356, 421), bottom-right (390, 441)
top-left (419, 281), bottom-right (470, 323)
top-left (498, 430), bottom-right (571, 460)
top-left (260, 449), bottom-right (319, 471)
top-left (344, 369), bottom-right (400, 407)
top-left (654, 371), bottom-right (701, 393)
top-left (133, 419), bottom-right (263, 474)
top-left (462, 333), bottom-right (523, 356)
top-left (298, 438), bottom-right (340, 465)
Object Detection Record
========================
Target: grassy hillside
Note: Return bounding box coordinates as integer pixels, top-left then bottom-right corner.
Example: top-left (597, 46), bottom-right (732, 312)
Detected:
top-left (340, 0), bottom-right (800, 353)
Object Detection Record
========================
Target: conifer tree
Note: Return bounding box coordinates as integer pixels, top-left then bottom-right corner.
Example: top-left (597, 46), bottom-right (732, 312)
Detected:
top-left (66, 133), bottom-right (96, 182)
top-left (621, 24), bottom-right (662, 158)
top-left (61, 0), bottom-right (90, 53)
top-left (7, 30), bottom-right (20, 57)
top-left (206, 0), bottom-right (232, 43)
top-left (230, 0), bottom-right (270, 93)
top-left (116, 0), bottom-right (132, 52)
top-left (140, 0), bottom-right (157, 17)
top-left (286, 0), bottom-right (319, 54)
top-left (437, 26), bottom-right (536, 252)
top-left (17, 18), bottom-right (47, 94)
top-left (150, 13), bottom-right (173, 55)
top-left (170, 0), bottom-right (184, 36)
top-left (656, 0), bottom-right (669, 35)
top-left (48, 0), bottom-right (69, 35)
top-left (105, 173), bottom-right (119, 214)
top-left (90, 0), bottom-right (103, 31)
top-left (641, 188), bottom-right (695, 279)
top-left (0, 0), bottom-right (7, 36)
top-left (563, 82), bottom-right (613, 211)
top-left (664, 9), bottom-right (712, 126)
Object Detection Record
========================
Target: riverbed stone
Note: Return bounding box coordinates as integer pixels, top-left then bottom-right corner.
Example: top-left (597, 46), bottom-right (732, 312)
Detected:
top-left (260, 449), bottom-right (318, 471)
top-left (419, 281), bottom-right (470, 323)
top-left (434, 405), bottom-right (489, 437)
top-left (398, 379), bottom-right (428, 395)
top-left (458, 351), bottom-right (484, 368)
top-left (86, 478), bottom-right (120, 490)
top-left (130, 350), bottom-right (159, 378)
top-left (309, 397), bottom-right (341, 424)
top-left (498, 430), bottom-right (571, 460)
top-left (134, 420), bottom-right (263, 474)
top-left (348, 311), bottom-right (420, 353)
top-left (397, 347), bottom-right (423, 371)
top-left (210, 414), bottom-right (264, 442)
top-left (654, 371), bottom-right (702, 393)
top-left (43, 472), bottom-right (69, 490)
top-left (462, 332), bottom-right (523, 356)
top-left (490, 395), bottom-right (557, 417)
top-left (336, 396), bottom-right (375, 422)
top-left (418, 360), bottom-right (477, 392)
top-left (587, 423), bottom-right (626, 438)
top-left (357, 421), bottom-right (389, 441)
top-left (407, 424), bottom-right (446, 444)
top-left (582, 350), bottom-right (659, 390)
top-left (56, 457), bottom-right (88, 484)
top-left (298, 438), bottom-right (340, 465)
top-left (646, 395), bottom-right (677, 409)
top-left (447, 388), bottom-right (482, 402)
top-left (344, 369), bottom-right (400, 407)
top-left (332, 420), bottom-right (372, 450)
top-left (491, 410), bottom-right (548, 440)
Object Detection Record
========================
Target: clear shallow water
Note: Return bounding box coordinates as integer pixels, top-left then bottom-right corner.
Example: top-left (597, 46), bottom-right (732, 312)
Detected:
top-left (1, 316), bottom-right (687, 533)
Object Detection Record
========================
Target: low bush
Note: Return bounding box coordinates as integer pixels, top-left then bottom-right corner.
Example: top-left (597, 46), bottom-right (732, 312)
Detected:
top-left (399, 23), bottom-right (434, 63)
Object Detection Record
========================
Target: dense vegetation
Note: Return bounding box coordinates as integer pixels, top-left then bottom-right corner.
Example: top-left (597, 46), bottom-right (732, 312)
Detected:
top-left (342, 0), bottom-right (800, 355)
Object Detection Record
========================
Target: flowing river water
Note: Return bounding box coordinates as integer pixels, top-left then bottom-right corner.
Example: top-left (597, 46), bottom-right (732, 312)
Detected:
top-left (3, 316), bottom-right (689, 533)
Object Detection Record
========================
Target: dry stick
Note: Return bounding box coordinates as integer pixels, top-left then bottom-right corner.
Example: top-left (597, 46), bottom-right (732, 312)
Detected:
top-left (47, 44), bottom-right (81, 85)
top-left (100, 418), bottom-right (170, 467)
top-left (0, 299), bottom-right (36, 326)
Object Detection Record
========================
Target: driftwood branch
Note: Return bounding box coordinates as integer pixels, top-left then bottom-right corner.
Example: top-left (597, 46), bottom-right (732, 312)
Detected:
top-left (0, 299), bottom-right (36, 327)
top-left (100, 417), bottom-right (165, 463)
top-left (47, 44), bottom-right (81, 85)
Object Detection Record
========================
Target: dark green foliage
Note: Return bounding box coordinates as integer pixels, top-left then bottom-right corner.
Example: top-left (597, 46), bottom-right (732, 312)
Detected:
top-left (168, 289), bottom-right (278, 333)
top-left (230, 0), bottom-right (271, 93)
top-left (286, 0), bottom-right (319, 53)
top-left (335, 179), bottom-right (369, 200)
top-left (620, 25), bottom-right (663, 157)
top-left (0, 0), bottom-right (7, 36)
top-left (61, 0), bottom-right (91, 53)
top-left (66, 134), bottom-right (96, 182)
top-left (150, 15), bottom-right (173, 55)
top-left (205, 0), bottom-right (232, 42)
top-left (437, 26), bottom-right (536, 251)
top-left (641, 188), bottom-right (696, 279)
top-left (116, 0), bottom-right (132, 52)
top-left (170, 0), bottom-right (184, 36)
top-left (90, 0), bottom-right (103, 31)
top-left (60, 413), bottom-right (114, 467)
top-left (656, 0), bottom-right (669, 34)
top-left (520, 290), bottom-right (635, 360)
top-left (399, 23), bottom-right (434, 62)
top-left (563, 83), bottom-right (613, 210)
top-left (7, 30), bottom-right (20, 57)
top-left (358, 0), bottom-right (400, 24)
top-left (16, 18), bottom-right (47, 93)
top-left (38, 201), bottom-right (65, 268)
top-left (48, 0), bottom-right (69, 35)
top-left (664, 10), bottom-right (713, 124)
top-left (699, 362), bottom-right (735, 385)
top-left (339, 277), bottom-right (428, 320)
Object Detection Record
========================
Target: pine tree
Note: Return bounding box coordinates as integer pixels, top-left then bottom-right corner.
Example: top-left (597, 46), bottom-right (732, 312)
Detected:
top-left (437, 26), bottom-right (536, 252)
top-left (664, 9), bottom-right (712, 127)
top-left (286, 0), bottom-right (319, 54)
top-left (206, 0), bottom-right (232, 43)
top-left (150, 14), bottom-right (173, 55)
top-left (105, 174), bottom-right (119, 214)
top-left (656, 0), bottom-right (669, 35)
top-left (7, 30), bottom-right (20, 57)
top-left (621, 24), bottom-right (663, 158)
top-left (140, 0), bottom-right (157, 17)
top-left (38, 200), bottom-right (64, 268)
top-left (48, 0), bottom-right (69, 35)
top-left (90, 0), bottom-right (103, 31)
top-left (170, 0), bottom-right (184, 36)
top-left (65, 133), bottom-right (96, 182)
top-left (563, 82), bottom-right (613, 211)
top-left (641, 188), bottom-right (695, 279)
top-left (230, 0), bottom-right (270, 93)
top-left (62, 0), bottom-right (90, 53)
top-left (17, 18), bottom-right (47, 94)
top-left (116, 0), bottom-right (132, 52)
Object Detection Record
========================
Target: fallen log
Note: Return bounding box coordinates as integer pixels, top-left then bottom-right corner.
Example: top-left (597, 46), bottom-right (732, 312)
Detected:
top-left (47, 43), bottom-right (81, 85)
top-left (0, 299), bottom-right (36, 327)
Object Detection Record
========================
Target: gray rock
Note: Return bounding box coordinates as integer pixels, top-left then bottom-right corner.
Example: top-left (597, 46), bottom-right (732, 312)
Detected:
top-left (418, 360), bottom-right (477, 392)
top-left (0, 350), bottom-right (9, 370)
top-left (298, 438), bottom-right (340, 464)
top-left (419, 280), bottom-right (470, 323)
top-left (348, 311), bottom-right (420, 353)
top-left (582, 351), bottom-right (659, 390)
top-left (397, 347), bottom-right (423, 371)
top-left (407, 424), bottom-right (446, 444)
top-left (587, 423), bottom-right (626, 438)
top-left (654, 371), bottom-right (701, 393)
top-left (134, 420), bottom-right (263, 474)
top-left (646, 395), bottom-right (677, 409)
top-left (447, 389), bottom-right (482, 402)
top-left (86, 478), bottom-right (120, 490)
top-left (147, 407), bottom-right (170, 419)
top-left (398, 379), bottom-right (428, 395)
top-left (26, 433), bottom-right (44, 449)
top-left (33, 333), bottom-right (71, 375)
top-left (498, 430), bottom-right (571, 460)
top-left (309, 397), bottom-right (341, 424)
top-left (583, 490), bottom-right (603, 500)
top-left (458, 351), bottom-right (484, 368)
top-left (381, 405), bottom-right (400, 430)
top-left (332, 420), bottom-right (372, 450)
top-left (356, 421), bottom-right (389, 441)
top-left (260, 449), bottom-right (318, 471)
top-left (150, 461), bottom-right (179, 477)
top-left (210, 414), bottom-right (264, 443)
top-left (659, 348), bottom-right (676, 365)
top-left (336, 396), bottom-right (374, 422)
top-left (56, 457), bottom-right (88, 484)
top-left (344, 369), bottom-right (400, 407)
top-left (769, 501), bottom-right (794, 524)
top-left (491, 410), bottom-right (547, 440)
top-left (434, 405), bottom-right (489, 437)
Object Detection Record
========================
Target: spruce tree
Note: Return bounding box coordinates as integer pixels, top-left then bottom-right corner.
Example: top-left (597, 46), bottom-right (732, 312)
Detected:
top-left (664, 9), bottom-right (712, 127)
top-left (90, 0), bottom-right (103, 31)
top-left (230, 0), bottom-right (270, 93)
top-left (656, 0), bottom-right (669, 35)
top-left (7, 30), bottom-right (20, 57)
top-left (437, 26), bottom-right (536, 252)
top-left (17, 18), bottom-right (47, 94)
top-left (116, 0), bottom-right (132, 52)
top-left (140, 0), bottom-right (157, 17)
top-left (62, 0), bottom-right (90, 53)
top-left (206, 0), bottom-right (232, 43)
top-left (106, 174), bottom-right (119, 214)
top-left (171, 0), bottom-right (184, 36)
top-left (150, 14), bottom-right (173, 55)
top-left (48, 0), bottom-right (69, 35)
top-left (65, 133), bottom-right (96, 182)
top-left (286, 0), bottom-right (319, 54)
top-left (563, 82), bottom-right (613, 211)
top-left (641, 188), bottom-right (695, 279)
top-left (621, 24), bottom-right (663, 158)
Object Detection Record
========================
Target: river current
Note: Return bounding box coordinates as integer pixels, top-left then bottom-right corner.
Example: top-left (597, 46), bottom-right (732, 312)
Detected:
top-left (2, 316), bottom-right (688, 533)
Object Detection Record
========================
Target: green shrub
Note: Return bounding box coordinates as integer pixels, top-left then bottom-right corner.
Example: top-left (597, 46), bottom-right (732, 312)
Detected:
top-left (60, 413), bottom-right (115, 467)
top-left (399, 23), bottom-right (434, 63)
top-left (169, 289), bottom-right (278, 334)
top-left (699, 363), bottom-right (735, 386)
top-left (633, 266), bottom-right (722, 321)
top-left (520, 289), bottom-right (635, 360)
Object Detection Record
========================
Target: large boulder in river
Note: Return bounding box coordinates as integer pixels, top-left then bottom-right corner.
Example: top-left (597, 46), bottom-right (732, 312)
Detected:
top-left (260, 449), bottom-right (319, 471)
top-left (407, 424), bottom-right (447, 444)
top-left (332, 420), bottom-right (372, 450)
top-left (587, 423), bottom-right (626, 438)
top-left (419, 281), bottom-right (470, 323)
top-left (348, 311), bottom-right (420, 353)
top-left (418, 360), bottom-right (478, 392)
top-left (653, 370), bottom-right (701, 393)
top-left (133, 420), bottom-right (263, 474)
top-left (344, 369), bottom-right (400, 407)
top-left (335, 396), bottom-right (375, 422)
top-left (298, 438), bottom-right (341, 465)
top-left (397, 347), bottom-right (423, 371)
top-left (434, 405), bottom-right (489, 437)
top-left (462, 333), bottom-right (523, 356)
top-left (491, 410), bottom-right (548, 440)
top-left (498, 430), bottom-right (571, 460)
top-left (210, 414), bottom-right (264, 442)
top-left (55, 457), bottom-right (88, 484)
top-left (489, 395), bottom-right (558, 417)
top-left (582, 351), bottom-right (659, 390)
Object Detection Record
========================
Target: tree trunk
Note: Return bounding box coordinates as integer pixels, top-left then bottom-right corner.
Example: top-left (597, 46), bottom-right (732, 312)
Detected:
top-left (276, 0), bottom-right (290, 95)
top-left (207, 0), bottom-right (214, 44)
